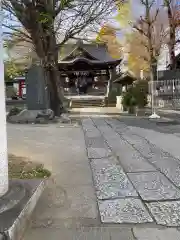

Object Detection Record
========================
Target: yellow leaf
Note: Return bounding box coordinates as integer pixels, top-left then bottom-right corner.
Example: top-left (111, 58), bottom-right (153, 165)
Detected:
top-left (96, 24), bottom-right (122, 59)
top-left (115, 0), bottom-right (132, 28)
top-left (125, 31), bottom-right (150, 78)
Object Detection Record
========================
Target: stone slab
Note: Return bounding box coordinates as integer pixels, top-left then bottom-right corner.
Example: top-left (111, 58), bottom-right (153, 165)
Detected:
top-left (151, 158), bottom-right (180, 187)
top-left (105, 119), bottom-right (128, 134)
top-left (84, 130), bottom-right (101, 138)
top-left (133, 227), bottom-right (180, 240)
top-left (93, 123), bottom-right (156, 173)
top-left (98, 199), bottom-right (153, 223)
top-left (87, 147), bottom-right (112, 159)
top-left (85, 137), bottom-right (109, 149)
top-left (105, 120), bottom-right (163, 161)
top-left (81, 119), bottom-right (101, 138)
top-left (120, 132), bottom-right (158, 159)
top-left (91, 158), bottom-right (137, 200)
top-left (90, 158), bottom-right (123, 183)
top-left (147, 201), bottom-right (180, 226)
top-left (116, 145), bottom-right (156, 173)
top-left (95, 182), bottom-right (138, 200)
top-left (128, 172), bottom-right (180, 201)
top-left (26, 65), bottom-right (48, 110)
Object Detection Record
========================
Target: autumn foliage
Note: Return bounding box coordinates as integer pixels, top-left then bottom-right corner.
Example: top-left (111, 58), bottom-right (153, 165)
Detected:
top-left (126, 31), bottom-right (150, 78)
top-left (96, 24), bottom-right (122, 59)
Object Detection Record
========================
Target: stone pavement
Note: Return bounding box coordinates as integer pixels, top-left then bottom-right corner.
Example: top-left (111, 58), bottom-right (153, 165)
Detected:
top-left (7, 116), bottom-right (180, 239)
top-left (7, 123), bottom-right (134, 240)
top-left (81, 117), bottom-right (180, 238)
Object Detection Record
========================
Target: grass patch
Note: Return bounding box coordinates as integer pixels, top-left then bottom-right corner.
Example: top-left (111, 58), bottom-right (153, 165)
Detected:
top-left (8, 154), bottom-right (51, 179)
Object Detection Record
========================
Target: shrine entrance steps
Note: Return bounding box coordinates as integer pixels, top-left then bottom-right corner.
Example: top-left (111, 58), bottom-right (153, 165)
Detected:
top-left (67, 95), bottom-right (105, 108)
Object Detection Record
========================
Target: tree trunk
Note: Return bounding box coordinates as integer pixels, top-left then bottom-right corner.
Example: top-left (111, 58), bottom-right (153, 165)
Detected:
top-left (165, 1), bottom-right (176, 69)
top-left (47, 66), bottom-right (64, 116)
top-left (168, 25), bottom-right (176, 69)
top-left (29, 17), bottom-right (64, 116)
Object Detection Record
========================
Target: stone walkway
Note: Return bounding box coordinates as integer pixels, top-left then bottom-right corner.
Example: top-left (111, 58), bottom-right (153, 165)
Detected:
top-left (7, 115), bottom-right (180, 239)
top-left (8, 123), bottom-right (134, 240)
top-left (82, 117), bottom-right (180, 229)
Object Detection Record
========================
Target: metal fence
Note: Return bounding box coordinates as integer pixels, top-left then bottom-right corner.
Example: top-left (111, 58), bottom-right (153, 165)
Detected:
top-left (148, 79), bottom-right (180, 110)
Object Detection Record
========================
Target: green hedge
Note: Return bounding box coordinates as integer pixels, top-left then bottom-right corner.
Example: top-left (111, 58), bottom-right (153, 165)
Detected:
top-left (122, 80), bottom-right (148, 111)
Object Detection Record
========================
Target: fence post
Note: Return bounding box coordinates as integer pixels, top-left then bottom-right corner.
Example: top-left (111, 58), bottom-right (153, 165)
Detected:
top-left (149, 65), bottom-right (160, 119)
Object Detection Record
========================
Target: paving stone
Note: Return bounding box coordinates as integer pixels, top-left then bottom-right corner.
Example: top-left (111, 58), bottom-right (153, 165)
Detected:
top-left (87, 147), bottom-right (112, 159)
top-left (98, 199), bottom-right (153, 223)
top-left (146, 201), bottom-right (180, 226)
top-left (106, 121), bottom-right (163, 160)
top-left (118, 132), bottom-right (163, 162)
top-left (95, 121), bottom-right (157, 171)
top-left (95, 182), bottom-right (138, 200)
top-left (90, 158), bottom-right (123, 183)
top-left (85, 137), bottom-right (109, 148)
top-left (94, 124), bottom-right (156, 173)
top-left (81, 118), bottom-right (94, 127)
top-left (133, 227), bottom-right (180, 240)
top-left (118, 155), bottom-right (156, 173)
top-left (91, 158), bottom-right (137, 200)
top-left (93, 119), bottom-right (107, 126)
top-left (106, 119), bottom-right (128, 134)
top-left (128, 172), bottom-right (180, 201)
top-left (82, 119), bottom-right (101, 138)
top-left (114, 141), bottom-right (156, 173)
top-left (147, 146), bottom-right (174, 164)
top-left (84, 130), bottom-right (101, 138)
top-left (152, 158), bottom-right (180, 187)
top-left (98, 131), bottom-right (122, 151)
top-left (120, 132), bottom-right (158, 159)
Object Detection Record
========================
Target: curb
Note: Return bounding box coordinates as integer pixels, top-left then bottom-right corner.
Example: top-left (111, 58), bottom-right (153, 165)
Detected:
top-left (6, 180), bottom-right (46, 240)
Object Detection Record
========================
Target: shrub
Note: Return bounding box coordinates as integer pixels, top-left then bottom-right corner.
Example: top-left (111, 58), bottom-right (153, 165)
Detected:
top-left (122, 80), bottom-right (148, 112)
top-left (122, 86), bottom-right (136, 106)
top-left (133, 80), bottom-right (148, 108)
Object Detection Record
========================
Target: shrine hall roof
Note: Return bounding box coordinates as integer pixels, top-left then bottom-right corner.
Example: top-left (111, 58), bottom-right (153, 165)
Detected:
top-left (58, 42), bottom-right (120, 63)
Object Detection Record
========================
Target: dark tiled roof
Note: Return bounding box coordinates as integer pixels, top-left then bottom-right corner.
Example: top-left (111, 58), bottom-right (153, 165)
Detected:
top-left (59, 57), bottom-right (107, 64)
top-left (113, 71), bottom-right (136, 83)
top-left (58, 42), bottom-right (120, 63)
top-left (58, 44), bottom-right (76, 60)
top-left (83, 44), bottom-right (117, 62)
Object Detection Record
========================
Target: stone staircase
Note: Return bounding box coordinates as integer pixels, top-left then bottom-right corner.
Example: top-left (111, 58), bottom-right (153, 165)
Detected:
top-left (69, 96), bottom-right (105, 108)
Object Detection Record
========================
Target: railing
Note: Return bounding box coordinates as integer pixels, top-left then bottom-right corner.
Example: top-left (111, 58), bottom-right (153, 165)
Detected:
top-left (148, 79), bottom-right (180, 110)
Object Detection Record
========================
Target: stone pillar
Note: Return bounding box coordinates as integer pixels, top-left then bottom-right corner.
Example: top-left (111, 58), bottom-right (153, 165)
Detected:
top-left (0, 2), bottom-right (9, 197)
top-left (116, 96), bottom-right (123, 111)
top-left (26, 65), bottom-right (49, 110)
top-left (106, 67), bottom-right (115, 97)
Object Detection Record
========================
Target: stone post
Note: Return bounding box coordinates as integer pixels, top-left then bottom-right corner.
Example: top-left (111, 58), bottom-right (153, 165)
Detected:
top-left (106, 67), bottom-right (115, 98)
top-left (0, 1), bottom-right (9, 197)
